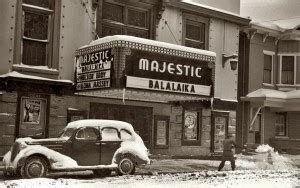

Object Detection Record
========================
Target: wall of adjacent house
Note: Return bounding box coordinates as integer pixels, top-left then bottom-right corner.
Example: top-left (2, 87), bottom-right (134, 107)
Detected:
top-left (156, 6), bottom-right (240, 101)
top-left (287, 112), bottom-right (300, 139)
top-left (0, 0), bottom-right (16, 75)
top-left (209, 19), bottom-right (239, 101)
top-left (248, 34), bottom-right (277, 93)
top-left (58, 0), bottom-right (95, 81)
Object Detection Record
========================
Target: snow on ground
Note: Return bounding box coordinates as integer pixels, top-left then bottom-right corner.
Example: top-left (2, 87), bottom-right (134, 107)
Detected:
top-left (0, 170), bottom-right (298, 188)
top-left (1, 145), bottom-right (299, 188)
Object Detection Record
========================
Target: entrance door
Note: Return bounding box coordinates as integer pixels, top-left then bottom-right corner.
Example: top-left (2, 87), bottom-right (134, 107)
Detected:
top-left (90, 103), bottom-right (152, 147)
top-left (253, 114), bottom-right (261, 144)
top-left (212, 112), bottom-right (229, 153)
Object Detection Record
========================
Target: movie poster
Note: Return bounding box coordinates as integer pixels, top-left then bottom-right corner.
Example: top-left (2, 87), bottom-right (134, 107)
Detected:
top-left (23, 99), bottom-right (41, 124)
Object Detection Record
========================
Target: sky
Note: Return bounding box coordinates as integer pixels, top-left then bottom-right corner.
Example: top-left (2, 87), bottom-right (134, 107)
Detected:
top-left (240, 0), bottom-right (300, 22)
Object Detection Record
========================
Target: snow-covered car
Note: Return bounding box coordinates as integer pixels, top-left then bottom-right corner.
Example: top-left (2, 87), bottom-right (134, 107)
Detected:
top-left (1, 119), bottom-right (150, 178)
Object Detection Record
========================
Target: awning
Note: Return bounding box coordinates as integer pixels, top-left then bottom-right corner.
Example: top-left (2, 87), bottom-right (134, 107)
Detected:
top-left (0, 71), bottom-right (74, 94)
top-left (241, 88), bottom-right (300, 110)
top-left (75, 88), bottom-right (211, 104)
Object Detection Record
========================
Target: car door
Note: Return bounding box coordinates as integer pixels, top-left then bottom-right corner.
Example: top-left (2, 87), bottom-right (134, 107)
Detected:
top-left (100, 127), bottom-right (122, 165)
top-left (71, 127), bottom-right (101, 166)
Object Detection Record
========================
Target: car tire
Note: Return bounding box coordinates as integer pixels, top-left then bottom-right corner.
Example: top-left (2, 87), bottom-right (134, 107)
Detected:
top-left (20, 156), bottom-right (48, 178)
top-left (117, 156), bottom-right (136, 175)
top-left (93, 169), bottom-right (111, 177)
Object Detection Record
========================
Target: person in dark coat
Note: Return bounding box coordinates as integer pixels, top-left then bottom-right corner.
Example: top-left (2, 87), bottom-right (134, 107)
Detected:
top-left (218, 135), bottom-right (236, 171)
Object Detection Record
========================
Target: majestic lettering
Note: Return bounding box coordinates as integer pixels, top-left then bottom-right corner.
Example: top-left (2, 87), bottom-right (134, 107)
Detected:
top-left (139, 58), bottom-right (202, 78)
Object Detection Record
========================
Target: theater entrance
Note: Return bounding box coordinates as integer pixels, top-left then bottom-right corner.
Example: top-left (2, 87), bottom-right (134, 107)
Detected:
top-left (89, 103), bottom-right (153, 147)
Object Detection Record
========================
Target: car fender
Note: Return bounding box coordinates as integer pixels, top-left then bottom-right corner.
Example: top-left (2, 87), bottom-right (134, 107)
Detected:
top-left (13, 145), bottom-right (78, 169)
top-left (112, 141), bottom-right (150, 165)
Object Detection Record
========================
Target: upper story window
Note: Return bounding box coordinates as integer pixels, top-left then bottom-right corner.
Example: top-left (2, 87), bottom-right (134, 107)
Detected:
top-left (263, 51), bottom-right (274, 84)
top-left (275, 113), bottom-right (287, 137)
top-left (183, 13), bottom-right (209, 50)
top-left (97, 0), bottom-right (153, 39)
top-left (281, 56), bottom-right (295, 85)
top-left (21, 0), bottom-right (55, 66)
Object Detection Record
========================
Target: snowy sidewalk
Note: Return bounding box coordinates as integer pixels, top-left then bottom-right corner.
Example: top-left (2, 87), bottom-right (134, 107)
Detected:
top-left (136, 159), bottom-right (218, 175)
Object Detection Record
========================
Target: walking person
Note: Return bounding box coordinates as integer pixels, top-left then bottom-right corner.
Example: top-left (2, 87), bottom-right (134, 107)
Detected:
top-left (218, 135), bottom-right (236, 171)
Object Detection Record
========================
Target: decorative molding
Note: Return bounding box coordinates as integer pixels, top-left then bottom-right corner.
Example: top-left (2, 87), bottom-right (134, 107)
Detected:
top-left (275, 38), bottom-right (280, 45)
top-left (263, 33), bottom-right (269, 43)
top-left (247, 30), bottom-right (257, 40)
top-left (75, 40), bottom-right (216, 62)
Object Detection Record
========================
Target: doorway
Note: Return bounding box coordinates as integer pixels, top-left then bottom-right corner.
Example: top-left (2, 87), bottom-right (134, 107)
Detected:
top-left (211, 111), bottom-right (229, 153)
top-left (89, 103), bottom-right (153, 147)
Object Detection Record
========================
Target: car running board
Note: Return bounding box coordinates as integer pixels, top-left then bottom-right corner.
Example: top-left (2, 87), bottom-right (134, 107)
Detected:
top-left (51, 164), bottom-right (118, 172)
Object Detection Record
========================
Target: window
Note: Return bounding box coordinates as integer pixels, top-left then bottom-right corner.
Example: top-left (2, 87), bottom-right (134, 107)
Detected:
top-left (76, 127), bottom-right (98, 140)
top-left (263, 52), bottom-right (273, 84)
top-left (183, 14), bottom-right (209, 50)
top-left (275, 113), bottom-right (287, 137)
top-left (101, 127), bottom-right (120, 141)
top-left (182, 109), bottom-right (201, 145)
top-left (120, 129), bottom-right (132, 140)
top-left (21, 0), bottom-right (55, 66)
top-left (281, 56), bottom-right (295, 84)
top-left (97, 1), bottom-right (152, 39)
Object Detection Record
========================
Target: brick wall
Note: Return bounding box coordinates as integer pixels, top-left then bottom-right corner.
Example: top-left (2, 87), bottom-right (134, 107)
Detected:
top-left (0, 92), bottom-right (17, 156)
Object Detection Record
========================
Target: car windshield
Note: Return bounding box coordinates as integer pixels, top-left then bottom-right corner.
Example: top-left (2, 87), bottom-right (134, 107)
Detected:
top-left (59, 128), bottom-right (76, 139)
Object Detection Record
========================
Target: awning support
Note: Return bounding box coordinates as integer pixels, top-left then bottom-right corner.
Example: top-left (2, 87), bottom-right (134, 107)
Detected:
top-left (250, 107), bottom-right (261, 128)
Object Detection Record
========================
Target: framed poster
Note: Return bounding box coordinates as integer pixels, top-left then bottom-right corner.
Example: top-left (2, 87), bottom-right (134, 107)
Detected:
top-left (154, 116), bottom-right (169, 148)
top-left (23, 99), bottom-right (41, 124)
top-left (183, 111), bottom-right (198, 141)
top-left (19, 95), bottom-right (48, 138)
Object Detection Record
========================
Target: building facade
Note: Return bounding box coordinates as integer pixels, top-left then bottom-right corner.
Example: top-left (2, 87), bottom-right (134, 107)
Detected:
top-left (238, 19), bottom-right (300, 154)
top-left (0, 0), bottom-right (249, 157)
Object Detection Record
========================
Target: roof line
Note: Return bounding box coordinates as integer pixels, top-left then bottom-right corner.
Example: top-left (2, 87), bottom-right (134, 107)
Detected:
top-left (166, 1), bottom-right (250, 26)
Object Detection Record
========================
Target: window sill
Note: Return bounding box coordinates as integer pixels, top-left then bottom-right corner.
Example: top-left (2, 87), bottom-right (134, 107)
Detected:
top-left (12, 64), bottom-right (59, 79)
top-left (262, 83), bottom-right (275, 87)
top-left (276, 84), bottom-right (300, 91)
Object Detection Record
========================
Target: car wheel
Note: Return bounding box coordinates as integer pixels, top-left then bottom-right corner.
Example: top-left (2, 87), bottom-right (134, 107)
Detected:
top-left (117, 156), bottom-right (136, 175)
top-left (20, 156), bottom-right (48, 178)
top-left (93, 169), bottom-right (111, 177)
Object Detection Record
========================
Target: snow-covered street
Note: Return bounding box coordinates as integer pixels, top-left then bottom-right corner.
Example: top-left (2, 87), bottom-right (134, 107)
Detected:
top-left (0, 169), bottom-right (299, 188)
top-left (1, 145), bottom-right (300, 188)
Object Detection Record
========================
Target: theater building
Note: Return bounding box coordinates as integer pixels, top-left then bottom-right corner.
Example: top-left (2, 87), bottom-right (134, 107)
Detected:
top-left (0, 0), bottom-right (249, 157)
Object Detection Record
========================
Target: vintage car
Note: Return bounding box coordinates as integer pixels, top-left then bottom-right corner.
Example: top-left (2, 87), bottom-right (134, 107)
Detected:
top-left (1, 119), bottom-right (150, 178)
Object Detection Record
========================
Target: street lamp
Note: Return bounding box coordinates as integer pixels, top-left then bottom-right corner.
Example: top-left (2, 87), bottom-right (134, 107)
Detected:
top-left (222, 53), bottom-right (238, 71)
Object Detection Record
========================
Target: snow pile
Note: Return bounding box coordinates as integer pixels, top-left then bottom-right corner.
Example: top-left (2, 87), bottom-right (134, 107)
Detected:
top-left (255, 144), bottom-right (274, 153)
top-left (234, 144), bottom-right (296, 171)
